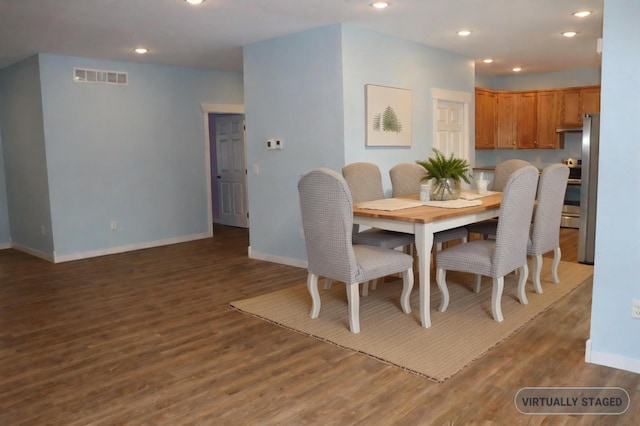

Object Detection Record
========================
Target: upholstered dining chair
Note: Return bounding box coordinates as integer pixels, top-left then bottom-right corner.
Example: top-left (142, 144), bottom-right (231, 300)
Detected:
top-left (298, 168), bottom-right (414, 334)
top-left (467, 159), bottom-right (532, 237)
top-left (340, 162), bottom-right (416, 295)
top-left (525, 164), bottom-right (570, 294)
top-left (389, 162), bottom-right (469, 251)
top-left (435, 165), bottom-right (539, 322)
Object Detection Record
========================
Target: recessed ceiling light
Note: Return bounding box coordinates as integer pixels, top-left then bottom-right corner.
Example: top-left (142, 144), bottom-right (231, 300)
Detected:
top-left (562, 31), bottom-right (578, 38)
top-left (134, 48), bottom-right (148, 54)
top-left (185, 0), bottom-right (205, 4)
top-left (573, 11), bottom-right (592, 18)
top-left (457, 30), bottom-right (472, 37)
top-left (370, 1), bottom-right (389, 9)
top-left (512, 67), bottom-right (522, 72)
top-left (482, 58), bottom-right (494, 64)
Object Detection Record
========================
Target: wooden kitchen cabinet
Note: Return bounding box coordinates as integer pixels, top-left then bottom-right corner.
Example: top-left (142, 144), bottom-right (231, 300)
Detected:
top-left (515, 92), bottom-right (537, 149)
top-left (535, 90), bottom-right (559, 148)
top-left (559, 88), bottom-right (582, 128)
top-left (475, 88), bottom-right (496, 149)
top-left (474, 85), bottom-right (599, 150)
top-left (496, 92), bottom-right (536, 149)
top-left (558, 86), bottom-right (601, 128)
top-left (582, 86), bottom-right (601, 115)
top-left (496, 92), bottom-right (517, 149)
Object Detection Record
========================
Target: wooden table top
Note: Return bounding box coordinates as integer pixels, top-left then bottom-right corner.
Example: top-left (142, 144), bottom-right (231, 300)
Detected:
top-left (353, 192), bottom-right (502, 224)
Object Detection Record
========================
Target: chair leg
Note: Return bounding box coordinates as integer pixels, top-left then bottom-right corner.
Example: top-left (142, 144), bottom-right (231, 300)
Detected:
top-left (400, 268), bottom-right (414, 314)
top-left (435, 268), bottom-right (450, 312)
top-left (491, 276), bottom-right (505, 322)
top-left (531, 254), bottom-right (544, 294)
top-left (361, 281), bottom-right (369, 297)
top-left (552, 247), bottom-right (562, 284)
top-left (474, 275), bottom-right (482, 293)
top-left (346, 282), bottom-right (360, 333)
top-left (307, 273), bottom-right (321, 319)
top-left (323, 278), bottom-right (333, 290)
top-left (517, 264), bottom-right (529, 305)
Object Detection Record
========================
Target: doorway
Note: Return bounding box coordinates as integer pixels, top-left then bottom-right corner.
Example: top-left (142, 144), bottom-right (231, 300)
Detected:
top-left (210, 114), bottom-right (248, 228)
top-left (201, 103), bottom-right (247, 233)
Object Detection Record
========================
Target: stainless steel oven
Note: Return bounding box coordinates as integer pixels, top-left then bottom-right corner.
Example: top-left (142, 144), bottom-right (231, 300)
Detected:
top-left (560, 158), bottom-right (581, 228)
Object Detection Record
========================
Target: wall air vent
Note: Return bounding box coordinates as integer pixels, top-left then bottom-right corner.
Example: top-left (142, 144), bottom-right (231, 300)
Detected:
top-left (73, 68), bottom-right (128, 85)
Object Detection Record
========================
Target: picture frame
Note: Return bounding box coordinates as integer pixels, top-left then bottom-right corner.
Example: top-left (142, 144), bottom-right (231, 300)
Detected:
top-left (365, 84), bottom-right (412, 147)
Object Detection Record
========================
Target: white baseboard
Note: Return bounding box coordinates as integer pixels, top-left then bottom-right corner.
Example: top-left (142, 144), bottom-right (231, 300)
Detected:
top-left (10, 243), bottom-right (55, 262)
top-left (248, 246), bottom-right (307, 269)
top-left (52, 232), bottom-right (213, 263)
top-left (0, 242), bottom-right (11, 250)
top-left (585, 339), bottom-right (640, 374)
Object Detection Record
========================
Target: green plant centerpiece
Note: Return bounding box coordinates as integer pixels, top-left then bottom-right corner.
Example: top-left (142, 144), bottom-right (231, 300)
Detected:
top-left (416, 148), bottom-right (471, 201)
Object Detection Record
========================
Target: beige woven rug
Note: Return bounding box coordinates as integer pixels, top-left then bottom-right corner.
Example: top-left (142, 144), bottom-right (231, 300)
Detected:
top-left (230, 261), bottom-right (593, 382)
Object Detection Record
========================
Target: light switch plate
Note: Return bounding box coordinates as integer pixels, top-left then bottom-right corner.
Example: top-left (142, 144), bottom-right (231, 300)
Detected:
top-left (632, 299), bottom-right (640, 318)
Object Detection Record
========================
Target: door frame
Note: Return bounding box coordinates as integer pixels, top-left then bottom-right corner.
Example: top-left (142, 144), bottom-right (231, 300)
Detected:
top-left (200, 103), bottom-right (245, 235)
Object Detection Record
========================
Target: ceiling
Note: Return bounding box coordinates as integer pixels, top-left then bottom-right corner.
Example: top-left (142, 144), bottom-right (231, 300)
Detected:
top-left (0, 0), bottom-right (604, 76)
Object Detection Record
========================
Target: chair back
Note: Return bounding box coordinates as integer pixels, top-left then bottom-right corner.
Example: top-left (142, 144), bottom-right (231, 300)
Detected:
top-left (389, 163), bottom-right (427, 197)
top-left (342, 162), bottom-right (385, 203)
top-left (493, 166), bottom-right (539, 277)
top-left (492, 159), bottom-right (531, 191)
top-left (529, 164), bottom-right (570, 255)
top-left (298, 168), bottom-right (358, 283)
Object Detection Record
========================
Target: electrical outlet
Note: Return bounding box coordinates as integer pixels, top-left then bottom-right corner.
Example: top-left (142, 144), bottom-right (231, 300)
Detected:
top-left (266, 139), bottom-right (275, 149)
top-left (110, 220), bottom-right (118, 231)
top-left (275, 139), bottom-right (283, 149)
top-left (632, 300), bottom-right (640, 319)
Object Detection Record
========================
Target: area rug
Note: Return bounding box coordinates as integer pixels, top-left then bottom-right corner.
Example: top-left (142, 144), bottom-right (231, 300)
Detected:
top-left (230, 261), bottom-right (593, 382)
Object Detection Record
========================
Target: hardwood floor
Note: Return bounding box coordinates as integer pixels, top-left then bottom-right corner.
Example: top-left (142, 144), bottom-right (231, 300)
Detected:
top-left (0, 226), bottom-right (637, 425)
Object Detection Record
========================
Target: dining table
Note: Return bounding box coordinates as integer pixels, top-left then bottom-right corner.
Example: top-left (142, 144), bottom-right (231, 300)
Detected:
top-left (352, 191), bottom-right (502, 329)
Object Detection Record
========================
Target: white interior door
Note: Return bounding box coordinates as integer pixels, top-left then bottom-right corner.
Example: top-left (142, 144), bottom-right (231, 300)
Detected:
top-left (215, 115), bottom-right (248, 228)
top-left (434, 99), bottom-right (467, 162)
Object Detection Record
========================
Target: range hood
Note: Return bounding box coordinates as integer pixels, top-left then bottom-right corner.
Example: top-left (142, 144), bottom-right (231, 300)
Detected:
top-left (556, 125), bottom-right (582, 133)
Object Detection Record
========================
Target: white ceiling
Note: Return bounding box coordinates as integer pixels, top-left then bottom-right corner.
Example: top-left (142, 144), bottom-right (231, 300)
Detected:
top-left (0, 0), bottom-right (603, 76)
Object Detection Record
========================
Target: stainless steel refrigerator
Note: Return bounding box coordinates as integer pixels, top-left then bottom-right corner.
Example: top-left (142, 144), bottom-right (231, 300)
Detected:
top-left (578, 113), bottom-right (600, 264)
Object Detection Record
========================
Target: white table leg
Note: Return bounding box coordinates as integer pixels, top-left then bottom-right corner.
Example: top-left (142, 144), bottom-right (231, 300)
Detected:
top-left (415, 224), bottom-right (434, 328)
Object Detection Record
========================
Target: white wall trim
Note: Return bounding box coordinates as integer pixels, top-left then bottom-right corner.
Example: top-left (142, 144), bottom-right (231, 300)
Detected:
top-left (52, 231), bottom-right (212, 263)
top-left (585, 339), bottom-right (640, 374)
top-left (0, 242), bottom-right (11, 250)
top-left (201, 103), bottom-right (245, 114)
top-left (248, 246), bottom-right (308, 269)
top-left (10, 243), bottom-right (55, 263)
top-left (431, 88), bottom-right (472, 104)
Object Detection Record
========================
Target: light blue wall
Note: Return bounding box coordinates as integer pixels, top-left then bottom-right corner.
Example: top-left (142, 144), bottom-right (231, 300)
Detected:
top-left (243, 25), bottom-right (345, 263)
top-left (243, 24), bottom-right (475, 264)
top-left (0, 53), bottom-right (244, 259)
top-left (474, 68), bottom-right (601, 169)
top-left (589, 0), bottom-right (640, 371)
top-left (483, 68), bottom-right (601, 91)
top-left (341, 25), bottom-right (475, 194)
top-left (0, 55), bottom-right (54, 254)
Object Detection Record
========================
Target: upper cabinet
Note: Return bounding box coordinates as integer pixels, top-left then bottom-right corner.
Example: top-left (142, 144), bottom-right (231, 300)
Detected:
top-left (475, 89), bottom-right (496, 149)
top-left (581, 86), bottom-right (601, 116)
top-left (558, 86), bottom-right (601, 128)
top-left (475, 85), bottom-right (600, 150)
top-left (535, 90), bottom-right (559, 149)
top-left (496, 92), bottom-right (517, 149)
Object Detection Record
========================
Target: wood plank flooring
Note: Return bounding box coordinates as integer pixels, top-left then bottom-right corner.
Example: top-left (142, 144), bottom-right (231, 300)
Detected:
top-left (0, 226), bottom-right (638, 425)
